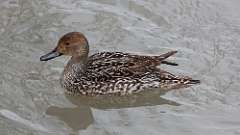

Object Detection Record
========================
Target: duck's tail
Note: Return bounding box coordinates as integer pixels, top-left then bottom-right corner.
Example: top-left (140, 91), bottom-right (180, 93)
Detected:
top-left (186, 79), bottom-right (200, 85)
top-left (161, 60), bottom-right (178, 66)
top-left (170, 78), bottom-right (200, 90)
top-left (173, 75), bottom-right (200, 86)
top-left (155, 51), bottom-right (178, 66)
top-left (163, 78), bottom-right (200, 90)
top-left (156, 70), bottom-right (200, 89)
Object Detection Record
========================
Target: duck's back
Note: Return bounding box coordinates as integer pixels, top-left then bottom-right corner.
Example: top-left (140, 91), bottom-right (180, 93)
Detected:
top-left (87, 51), bottom-right (177, 74)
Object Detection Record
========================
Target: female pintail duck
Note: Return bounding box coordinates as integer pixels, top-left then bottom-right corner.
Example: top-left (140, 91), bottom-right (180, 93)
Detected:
top-left (40, 32), bottom-right (200, 96)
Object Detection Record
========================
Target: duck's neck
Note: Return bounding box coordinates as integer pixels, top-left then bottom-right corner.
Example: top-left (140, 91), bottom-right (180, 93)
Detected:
top-left (63, 55), bottom-right (88, 78)
top-left (60, 54), bottom-right (89, 91)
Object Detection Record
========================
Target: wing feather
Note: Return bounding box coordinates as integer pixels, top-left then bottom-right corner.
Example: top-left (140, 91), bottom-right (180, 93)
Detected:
top-left (86, 51), bottom-right (177, 81)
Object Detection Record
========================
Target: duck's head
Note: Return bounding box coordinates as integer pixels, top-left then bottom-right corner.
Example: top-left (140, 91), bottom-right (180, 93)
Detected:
top-left (40, 32), bottom-right (89, 61)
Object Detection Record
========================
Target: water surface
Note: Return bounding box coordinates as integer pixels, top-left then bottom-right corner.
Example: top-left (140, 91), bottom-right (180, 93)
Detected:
top-left (0, 0), bottom-right (240, 135)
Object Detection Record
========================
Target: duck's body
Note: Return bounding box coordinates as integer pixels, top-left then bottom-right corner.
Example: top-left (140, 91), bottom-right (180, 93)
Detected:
top-left (40, 32), bottom-right (200, 96)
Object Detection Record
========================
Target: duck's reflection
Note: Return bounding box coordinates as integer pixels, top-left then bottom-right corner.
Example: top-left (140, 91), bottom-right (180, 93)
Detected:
top-left (46, 89), bottom-right (179, 131)
top-left (46, 105), bottom-right (93, 131)
top-left (65, 89), bottom-right (179, 109)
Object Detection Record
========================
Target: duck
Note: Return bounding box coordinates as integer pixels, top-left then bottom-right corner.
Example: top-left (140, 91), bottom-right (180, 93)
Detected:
top-left (40, 32), bottom-right (200, 96)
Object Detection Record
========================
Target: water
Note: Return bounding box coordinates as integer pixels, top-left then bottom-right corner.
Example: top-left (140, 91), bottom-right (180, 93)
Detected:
top-left (0, 0), bottom-right (240, 134)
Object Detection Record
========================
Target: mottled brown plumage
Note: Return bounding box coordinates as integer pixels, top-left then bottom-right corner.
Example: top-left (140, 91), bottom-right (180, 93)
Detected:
top-left (40, 32), bottom-right (200, 96)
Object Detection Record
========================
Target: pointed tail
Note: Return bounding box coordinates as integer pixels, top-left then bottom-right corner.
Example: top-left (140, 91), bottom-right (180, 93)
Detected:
top-left (161, 61), bottom-right (178, 66)
top-left (158, 71), bottom-right (200, 89)
top-left (158, 51), bottom-right (177, 60)
top-left (186, 79), bottom-right (200, 85)
top-left (155, 51), bottom-right (178, 66)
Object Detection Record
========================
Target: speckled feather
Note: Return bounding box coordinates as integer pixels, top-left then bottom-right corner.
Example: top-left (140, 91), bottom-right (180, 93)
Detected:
top-left (61, 51), bottom-right (199, 96)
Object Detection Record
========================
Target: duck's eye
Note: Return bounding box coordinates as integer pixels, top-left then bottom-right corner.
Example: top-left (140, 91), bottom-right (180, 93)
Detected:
top-left (65, 42), bottom-right (70, 46)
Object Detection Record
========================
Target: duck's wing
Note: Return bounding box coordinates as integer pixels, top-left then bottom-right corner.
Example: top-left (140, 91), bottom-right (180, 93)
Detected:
top-left (86, 51), bottom-right (177, 80)
top-left (89, 51), bottom-right (178, 67)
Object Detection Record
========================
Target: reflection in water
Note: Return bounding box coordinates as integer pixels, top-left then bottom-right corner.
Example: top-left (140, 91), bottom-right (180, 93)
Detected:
top-left (46, 89), bottom-right (179, 131)
top-left (65, 89), bottom-right (179, 109)
top-left (46, 106), bottom-right (93, 131)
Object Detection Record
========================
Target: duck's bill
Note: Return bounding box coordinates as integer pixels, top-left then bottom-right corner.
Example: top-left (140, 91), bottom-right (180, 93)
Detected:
top-left (40, 50), bottom-right (62, 61)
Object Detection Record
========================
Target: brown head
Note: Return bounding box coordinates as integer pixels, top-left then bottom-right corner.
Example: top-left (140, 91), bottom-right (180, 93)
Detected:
top-left (40, 32), bottom-right (89, 61)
